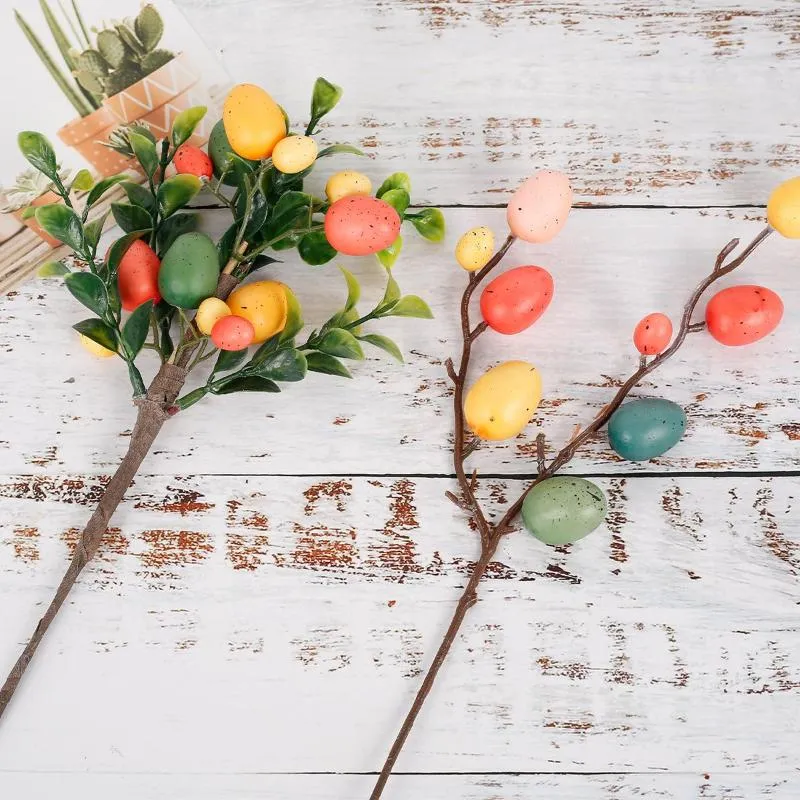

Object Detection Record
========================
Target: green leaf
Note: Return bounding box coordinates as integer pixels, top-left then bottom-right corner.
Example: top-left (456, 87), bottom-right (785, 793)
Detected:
top-left (37, 260), bottom-right (70, 278)
top-left (265, 191), bottom-right (312, 241)
top-left (212, 347), bottom-right (249, 376)
top-left (158, 174), bottom-right (202, 217)
top-left (157, 213), bottom-right (196, 255)
top-left (112, 202), bottom-right (152, 233)
top-left (280, 287), bottom-right (304, 343)
top-left (308, 77), bottom-right (343, 132)
top-left (71, 169), bottom-right (94, 192)
top-left (359, 333), bottom-right (404, 363)
top-left (84, 210), bottom-right (110, 251)
top-left (411, 207), bottom-right (446, 242)
top-left (128, 131), bottom-right (159, 177)
top-left (306, 351), bottom-right (351, 378)
top-left (388, 295), bottom-right (434, 319)
top-left (175, 387), bottom-right (208, 411)
top-left (252, 347), bottom-right (307, 382)
top-left (122, 181), bottom-right (157, 215)
top-left (271, 232), bottom-right (302, 251)
top-left (244, 189), bottom-right (269, 238)
top-left (376, 172), bottom-right (411, 199)
top-left (380, 188), bottom-right (410, 218)
top-left (122, 299), bottom-right (154, 358)
top-left (35, 204), bottom-right (85, 253)
top-left (212, 375), bottom-right (281, 395)
top-left (249, 333), bottom-right (281, 366)
top-left (171, 105), bottom-right (208, 148)
top-left (318, 328), bottom-right (364, 360)
top-left (107, 230), bottom-right (149, 273)
top-left (339, 266), bottom-right (360, 311)
top-left (86, 174), bottom-right (128, 207)
top-left (65, 272), bottom-right (109, 317)
top-left (379, 273), bottom-right (401, 311)
top-left (376, 235), bottom-right (403, 269)
top-left (155, 301), bottom-right (174, 359)
top-left (316, 143), bottom-right (365, 159)
top-left (73, 318), bottom-right (118, 352)
top-left (298, 230), bottom-right (336, 265)
top-left (20, 206), bottom-right (37, 220)
top-left (18, 131), bottom-right (59, 182)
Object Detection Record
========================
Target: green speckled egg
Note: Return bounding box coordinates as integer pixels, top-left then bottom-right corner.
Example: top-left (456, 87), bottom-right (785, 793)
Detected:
top-left (521, 476), bottom-right (607, 545)
top-left (608, 397), bottom-right (686, 462)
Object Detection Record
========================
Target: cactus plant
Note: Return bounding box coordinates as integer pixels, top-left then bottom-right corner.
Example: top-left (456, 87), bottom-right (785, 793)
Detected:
top-left (103, 121), bottom-right (155, 158)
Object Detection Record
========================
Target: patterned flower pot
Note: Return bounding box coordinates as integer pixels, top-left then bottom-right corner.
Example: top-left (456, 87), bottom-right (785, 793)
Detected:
top-left (12, 191), bottom-right (62, 248)
top-left (57, 105), bottom-right (133, 179)
top-left (139, 84), bottom-right (212, 145)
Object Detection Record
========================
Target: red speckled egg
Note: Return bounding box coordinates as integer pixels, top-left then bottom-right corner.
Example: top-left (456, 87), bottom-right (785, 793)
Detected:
top-left (173, 144), bottom-right (213, 179)
top-left (506, 170), bottom-right (572, 243)
top-left (705, 285), bottom-right (783, 346)
top-left (117, 239), bottom-right (161, 311)
top-left (633, 312), bottom-right (673, 355)
top-left (211, 314), bottom-right (255, 351)
top-left (324, 196), bottom-right (401, 256)
top-left (480, 265), bottom-right (554, 335)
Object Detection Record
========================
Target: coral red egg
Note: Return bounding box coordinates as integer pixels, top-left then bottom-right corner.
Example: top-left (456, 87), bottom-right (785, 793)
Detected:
top-left (324, 196), bottom-right (401, 256)
top-left (173, 143), bottom-right (214, 179)
top-left (117, 239), bottom-right (161, 311)
top-left (633, 312), bottom-right (673, 355)
top-left (479, 265), bottom-right (554, 335)
top-left (705, 285), bottom-right (783, 346)
top-left (211, 314), bottom-right (255, 351)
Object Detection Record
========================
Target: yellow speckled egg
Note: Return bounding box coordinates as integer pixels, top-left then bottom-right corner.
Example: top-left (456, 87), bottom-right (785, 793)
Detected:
top-left (767, 176), bottom-right (800, 238)
top-left (226, 280), bottom-right (288, 343)
top-left (272, 135), bottom-right (318, 174)
top-left (325, 171), bottom-right (372, 203)
top-left (455, 226), bottom-right (495, 271)
top-left (195, 297), bottom-right (232, 336)
top-left (223, 84), bottom-right (286, 160)
top-left (79, 333), bottom-right (115, 358)
top-left (506, 170), bottom-right (572, 243)
top-left (464, 360), bottom-right (542, 441)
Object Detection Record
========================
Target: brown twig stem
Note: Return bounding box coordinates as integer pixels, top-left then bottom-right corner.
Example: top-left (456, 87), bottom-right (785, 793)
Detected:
top-left (369, 224), bottom-right (773, 799)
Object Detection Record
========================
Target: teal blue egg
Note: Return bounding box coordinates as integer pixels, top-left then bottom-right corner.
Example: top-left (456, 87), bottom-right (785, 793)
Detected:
top-left (608, 397), bottom-right (686, 461)
top-left (521, 476), bottom-right (607, 545)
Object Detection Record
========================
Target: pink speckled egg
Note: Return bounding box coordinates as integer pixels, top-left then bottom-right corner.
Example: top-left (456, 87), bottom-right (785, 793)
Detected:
top-left (324, 196), bottom-right (402, 256)
top-left (506, 170), bottom-right (572, 243)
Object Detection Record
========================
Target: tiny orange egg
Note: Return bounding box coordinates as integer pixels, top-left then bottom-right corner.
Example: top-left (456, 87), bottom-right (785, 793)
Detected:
top-left (211, 315), bottom-right (255, 351)
top-left (633, 313), bottom-right (673, 355)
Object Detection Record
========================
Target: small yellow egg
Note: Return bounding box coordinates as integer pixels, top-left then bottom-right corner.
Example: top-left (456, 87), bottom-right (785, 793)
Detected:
top-left (325, 171), bottom-right (373, 203)
top-left (226, 280), bottom-right (288, 343)
top-left (272, 135), bottom-right (318, 174)
top-left (79, 333), bottom-right (115, 358)
top-left (195, 297), bottom-right (232, 336)
top-left (767, 176), bottom-right (800, 238)
top-left (455, 227), bottom-right (495, 272)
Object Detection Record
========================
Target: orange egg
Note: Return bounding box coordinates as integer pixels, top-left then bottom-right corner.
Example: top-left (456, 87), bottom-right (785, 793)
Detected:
top-left (480, 266), bottom-right (553, 335)
top-left (211, 315), bottom-right (255, 351)
top-left (506, 170), bottom-right (572, 243)
top-left (705, 285), bottom-right (783, 346)
top-left (633, 313), bottom-right (673, 355)
top-left (223, 84), bottom-right (285, 160)
top-left (117, 239), bottom-right (161, 311)
top-left (324, 196), bottom-right (401, 256)
top-left (173, 144), bottom-right (213, 179)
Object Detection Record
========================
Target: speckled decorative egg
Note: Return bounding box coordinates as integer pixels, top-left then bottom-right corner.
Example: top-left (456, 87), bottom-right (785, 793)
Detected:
top-left (325, 171), bottom-right (372, 203)
top-left (324, 195), bottom-right (401, 256)
top-left (195, 297), bottom-right (232, 336)
top-left (211, 315), bottom-right (255, 351)
top-left (521, 476), bottom-right (607, 545)
top-left (173, 143), bottom-right (213, 179)
top-left (608, 398), bottom-right (686, 462)
top-left (223, 84), bottom-right (286, 160)
top-left (633, 312), bottom-right (673, 355)
top-left (705, 285), bottom-right (783, 346)
top-left (767, 176), bottom-right (800, 238)
top-left (226, 280), bottom-right (287, 343)
top-left (455, 226), bottom-right (495, 271)
top-left (480, 265), bottom-right (553, 334)
top-left (506, 170), bottom-right (572, 243)
top-left (272, 135), bottom-right (318, 174)
top-left (117, 239), bottom-right (161, 311)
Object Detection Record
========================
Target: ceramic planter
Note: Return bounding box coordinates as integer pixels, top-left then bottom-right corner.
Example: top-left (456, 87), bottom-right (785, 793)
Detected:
top-left (57, 105), bottom-right (132, 179)
top-left (12, 191), bottom-right (61, 248)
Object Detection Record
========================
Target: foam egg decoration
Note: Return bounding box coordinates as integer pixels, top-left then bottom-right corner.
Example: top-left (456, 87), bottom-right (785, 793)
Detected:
top-left (158, 232), bottom-right (220, 309)
top-left (226, 280), bottom-right (288, 343)
top-left (705, 285), bottom-right (783, 346)
top-left (608, 398), bottom-right (686, 462)
top-left (767, 176), bottom-right (800, 238)
top-left (480, 265), bottom-right (553, 334)
top-left (79, 333), bottom-right (115, 358)
top-left (506, 170), bottom-right (572, 243)
top-left (195, 297), bottom-right (232, 336)
top-left (211, 315), bottom-right (255, 351)
top-left (223, 84), bottom-right (286, 160)
top-left (324, 195), bottom-right (401, 256)
top-left (173, 144), bottom-right (213, 179)
top-left (464, 360), bottom-right (542, 441)
top-left (272, 135), bottom-right (318, 174)
top-left (325, 171), bottom-right (372, 203)
top-left (633, 312), bottom-right (673, 355)
top-left (522, 476), bottom-right (607, 545)
top-left (117, 239), bottom-right (161, 311)
top-left (455, 227), bottom-right (495, 272)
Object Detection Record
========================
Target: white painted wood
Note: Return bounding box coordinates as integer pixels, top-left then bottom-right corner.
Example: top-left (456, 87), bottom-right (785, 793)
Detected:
top-left (0, 208), bottom-right (796, 476)
top-left (0, 474), bottom-right (797, 775)
top-left (174, 0), bottom-right (800, 206)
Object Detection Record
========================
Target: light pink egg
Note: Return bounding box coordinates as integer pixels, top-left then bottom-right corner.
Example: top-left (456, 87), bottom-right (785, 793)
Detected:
top-left (506, 170), bottom-right (572, 243)
top-left (324, 196), bottom-right (401, 256)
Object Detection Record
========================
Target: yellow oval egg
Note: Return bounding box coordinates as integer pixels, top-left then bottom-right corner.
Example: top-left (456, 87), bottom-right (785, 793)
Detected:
top-left (464, 360), bottom-right (542, 441)
top-left (223, 84), bottom-right (286, 160)
top-left (455, 226), bottom-right (495, 271)
top-left (767, 176), bottom-right (800, 238)
top-left (195, 297), bottom-right (232, 336)
top-left (226, 280), bottom-right (288, 343)
top-left (272, 135), bottom-right (318, 174)
top-left (325, 171), bottom-right (373, 203)
top-left (78, 333), bottom-right (115, 358)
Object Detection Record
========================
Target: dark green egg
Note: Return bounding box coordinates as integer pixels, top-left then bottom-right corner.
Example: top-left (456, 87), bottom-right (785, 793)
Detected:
top-left (521, 476), bottom-right (607, 545)
top-left (208, 120), bottom-right (259, 186)
top-left (158, 232), bottom-right (220, 309)
top-left (608, 397), bottom-right (686, 461)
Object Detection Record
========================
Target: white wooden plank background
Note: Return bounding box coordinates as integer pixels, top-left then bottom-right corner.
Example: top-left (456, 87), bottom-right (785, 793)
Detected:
top-left (2, 0), bottom-right (800, 797)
